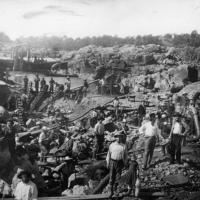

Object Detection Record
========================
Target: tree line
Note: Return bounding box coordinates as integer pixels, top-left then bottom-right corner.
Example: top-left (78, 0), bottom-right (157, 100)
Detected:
top-left (1, 30), bottom-right (200, 51)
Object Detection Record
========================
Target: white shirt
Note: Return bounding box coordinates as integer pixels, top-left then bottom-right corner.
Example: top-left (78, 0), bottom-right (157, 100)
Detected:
top-left (106, 141), bottom-right (127, 164)
top-left (91, 110), bottom-right (98, 118)
top-left (38, 132), bottom-right (46, 144)
top-left (139, 121), bottom-right (158, 137)
top-left (172, 122), bottom-right (182, 135)
top-left (113, 100), bottom-right (119, 108)
top-left (14, 181), bottom-right (38, 200)
top-left (99, 79), bottom-right (105, 86)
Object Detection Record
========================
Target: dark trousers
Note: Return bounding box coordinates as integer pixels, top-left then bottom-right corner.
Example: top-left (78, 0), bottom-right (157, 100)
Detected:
top-left (109, 159), bottom-right (124, 188)
top-left (143, 136), bottom-right (156, 168)
top-left (93, 136), bottom-right (104, 159)
top-left (170, 134), bottom-right (182, 164)
top-left (50, 86), bottom-right (54, 93)
top-left (124, 86), bottom-right (129, 94)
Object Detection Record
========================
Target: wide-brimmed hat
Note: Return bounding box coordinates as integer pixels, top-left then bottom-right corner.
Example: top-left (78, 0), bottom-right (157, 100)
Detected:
top-left (17, 170), bottom-right (31, 179)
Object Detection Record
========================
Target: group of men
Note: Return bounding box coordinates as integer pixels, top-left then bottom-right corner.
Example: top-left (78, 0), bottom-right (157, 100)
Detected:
top-left (23, 74), bottom-right (89, 100)
top-left (23, 74), bottom-right (61, 94)
top-left (0, 92), bottom-right (199, 199)
top-left (1, 69), bottom-right (199, 199)
top-left (98, 75), bottom-right (131, 96)
top-left (89, 93), bottom-right (200, 197)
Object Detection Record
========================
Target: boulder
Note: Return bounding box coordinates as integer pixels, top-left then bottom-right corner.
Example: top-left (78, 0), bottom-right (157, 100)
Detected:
top-left (178, 82), bottom-right (200, 99)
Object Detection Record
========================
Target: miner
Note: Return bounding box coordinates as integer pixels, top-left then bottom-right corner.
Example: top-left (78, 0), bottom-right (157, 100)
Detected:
top-left (34, 74), bottom-right (40, 93)
top-left (106, 131), bottom-right (128, 197)
top-left (169, 114), bottom-right (189, 164)
top-left (93, 117), bottom-right (105, 159)
top-left (139, 113), bottom-right (160, 170)
top-left (23, 75), bottom-right (29, 94)
top-left (49, 77), bottom-right (55, 93)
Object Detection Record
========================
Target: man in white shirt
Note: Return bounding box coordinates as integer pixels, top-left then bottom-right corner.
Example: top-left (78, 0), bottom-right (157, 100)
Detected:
top-left (14, 170), bottom-right (38, 200)
top-left (139, 113), bottom-right (159, 170)
top-left (169, 114), bottom-right (188, 164)
top-left (38, 126), bottom-right (49, 162)
top-left (106, 131), bottom-right (128, 197)
top-left (99, 78), bottom-right (105, 95)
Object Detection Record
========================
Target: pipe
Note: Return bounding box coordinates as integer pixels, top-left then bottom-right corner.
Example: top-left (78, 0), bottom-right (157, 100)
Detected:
top-left (92, 174), bottom-right (110, 194)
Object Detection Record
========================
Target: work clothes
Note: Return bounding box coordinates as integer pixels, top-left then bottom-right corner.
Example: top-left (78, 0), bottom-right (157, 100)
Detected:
top-left (169, 121), bottom-right (187, 164)
top-left (143, 135), bottom-right (156, 169)
top-left (113, 100), bottom-right (120, 119)
top-left (138, 104), bottom-right (146, 126)
top-left (107, 141), bottom-right (127, 162)
top-left (93, 122), bottom-right (105, 159)
top-left (170, 134), bottom-right (182, 164)
top-left (109, 159), bottom-right (123, 187)
top-left (49, 79), bottom-right (55, 93)
top-left (124, 160), bottom-right (139, 188)
top-left (139, 121), bottom-right (158, 137)
top-left (14, 181), bottom-right (38, 200)
top-left (106, 141), bottom-right (127, 189)
top-left (34, 78), bottom-right (40, 93)
top-left (94, 122), bottom-right (104, 136)
top-left (139, 121), bottom-right (158, 168)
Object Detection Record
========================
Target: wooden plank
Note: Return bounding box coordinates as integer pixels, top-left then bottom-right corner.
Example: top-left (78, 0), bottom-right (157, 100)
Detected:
top-left (5, 194), bottom-right (111, 200)
top-left (5, 192), bottom-right (166, 200)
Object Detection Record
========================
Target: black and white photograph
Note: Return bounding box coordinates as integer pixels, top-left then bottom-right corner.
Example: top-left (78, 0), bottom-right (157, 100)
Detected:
top-left (0, 0), bottom-right (200, 199)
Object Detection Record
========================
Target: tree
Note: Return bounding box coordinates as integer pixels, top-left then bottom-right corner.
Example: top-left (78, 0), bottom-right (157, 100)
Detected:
top-left (190, 30), bottom-right (200, 47)
top-left (0, 32), bottom-right (11, 42)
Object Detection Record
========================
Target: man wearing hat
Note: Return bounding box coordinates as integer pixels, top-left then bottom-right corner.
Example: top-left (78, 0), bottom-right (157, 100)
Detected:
top-left (49, 77), bottom-right (55, 93)
top-left (168, 114), bottom-right (189, 164)
top-left (139, 113), bottom-right (159, 170)
top-left (106, 131), bottom-right (128, 197)
top-left (14, 170), bottom-right (38, 200)
top-left (3, 118), bottom-right (16, 156)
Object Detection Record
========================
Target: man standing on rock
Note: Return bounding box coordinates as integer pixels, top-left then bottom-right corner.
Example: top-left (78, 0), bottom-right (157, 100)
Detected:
top-left (168, 114), bottom-right (189, 164)
top-left (138, 101), bottom-right (146, 126)
top-left (49, 77), bottom-right (55, 93)
top-left (34, 74), bottom-right (40, 94)
top-left (113, 97), bottom-right (120, 120)
top-left (23, 75), bottom-right (29, 94)
top-left (83, 79), bottom-right (89, 97)
top-left (40, 77), bottom-right (46, 92)
top-left (139, 113), bottom-right (159, 170)
top-left (93, 117), bottom-right (105, 159)
top-left (106, 131), bottom-right (128, 197)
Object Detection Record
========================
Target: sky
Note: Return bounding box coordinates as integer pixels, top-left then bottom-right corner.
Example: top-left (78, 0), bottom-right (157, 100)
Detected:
top-left (0, 0), bottom-right (200, 40)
